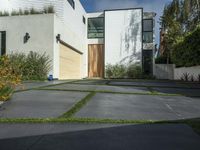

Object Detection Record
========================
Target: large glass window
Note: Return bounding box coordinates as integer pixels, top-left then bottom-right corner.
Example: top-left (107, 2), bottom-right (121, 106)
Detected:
top-left (88, 17), bottom-right (104, 39)
top-left (143, 19), bottom-right (153, 43)
top-left (143, 32), bottom-right (153, 43)
top-left (0, 31), bottom-right (6, 56)
top-left (143, 19), bottom-right (153, 31)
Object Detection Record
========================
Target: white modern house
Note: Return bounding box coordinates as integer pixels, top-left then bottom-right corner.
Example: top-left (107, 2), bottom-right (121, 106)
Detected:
top-left (0, 0), bottom-right (156, 79)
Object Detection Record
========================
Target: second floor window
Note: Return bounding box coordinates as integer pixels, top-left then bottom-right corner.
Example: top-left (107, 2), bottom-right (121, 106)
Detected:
top-left (68, 0), bottom-right (75, 9)
top-left (88, 17), bottom-right (104, 39)
top-left (143, 19), bottom-right (153, 43)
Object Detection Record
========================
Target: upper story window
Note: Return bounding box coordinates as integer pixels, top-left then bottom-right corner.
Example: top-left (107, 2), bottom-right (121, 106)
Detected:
top-left (67, 0), bottom-right (75, 9)
top-left (143, 19), bottom-right (153, 43)
top-left (143, 32), bottom-right (153, 43)
top-left (83, 16), bottom-right (86, 24)
top-left (143, 19), bottom-right (153, 31)
top-left (0, 31), bottom-right (6, 56)
top-left (88, 17), bottom-right (104, 39)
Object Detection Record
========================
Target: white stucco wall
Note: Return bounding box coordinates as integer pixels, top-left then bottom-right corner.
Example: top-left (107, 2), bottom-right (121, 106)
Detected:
top-left (174, 66), bottom-right (200, 81)
top-left (0, 0), bottom-right (87, 43)
top-left (0, 0), bottom-right (87, 78)
top-left (0, 0), bottom-right (64, 19)
top-left (54, 15), bottom-right (86, 78)
top-left (105, 9), bottom-right (143, 65)
top-left (0, 14), bottom-right (55, 77)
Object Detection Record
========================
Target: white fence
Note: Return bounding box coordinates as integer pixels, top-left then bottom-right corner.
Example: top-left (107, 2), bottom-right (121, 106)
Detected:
top-left (154, 64), bottom-right (175, 80)
top-left (154, 64), bottom-right (200, 81)
top-left (174, 66), bottom-right (200, 81)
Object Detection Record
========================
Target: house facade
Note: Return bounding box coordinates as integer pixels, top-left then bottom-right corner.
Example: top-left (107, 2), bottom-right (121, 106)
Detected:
top-left (0, 0), bottom-right (156, 79)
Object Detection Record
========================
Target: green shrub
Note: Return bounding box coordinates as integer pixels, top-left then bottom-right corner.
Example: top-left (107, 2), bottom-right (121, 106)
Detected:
top-left (9, 51), bottom-right (51, 81)
top-left (0, 11), bottom-right (9, 16)
top-left (43, 6), bottom-right (54, 14)
top-left (155, 55), bottom-right (172, 64)
top-left (105, 63), bottom-right (142, 79)
top-left (11, 10), bottom-right (20, 16)
top-left (127, 64), bottom-right (142, 78)
top-left (0, 56), bottom-right (21, 101)
top-left (24, 10), bottom-right (30, 15)
top-left (47, 6), bottom-right (55, 13)
top-left (105, 64), bottom-right (127, 78)
top-left (9, 53), bottom-right (26, 76)
top-left (19, 9), bottom-right (23, 15)
top-left (30, 8), bottom-right (43, 14)
top-left (172, 26), bottom-right (200, 67)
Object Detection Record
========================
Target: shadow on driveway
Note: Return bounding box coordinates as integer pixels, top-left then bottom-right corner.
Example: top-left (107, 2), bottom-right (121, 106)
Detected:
top-left (0, 124), bottom-right (200, 150)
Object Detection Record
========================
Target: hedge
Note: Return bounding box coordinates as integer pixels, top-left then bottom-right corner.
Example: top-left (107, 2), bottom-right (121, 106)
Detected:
top-left (172, 26), bottom-right (200, 67)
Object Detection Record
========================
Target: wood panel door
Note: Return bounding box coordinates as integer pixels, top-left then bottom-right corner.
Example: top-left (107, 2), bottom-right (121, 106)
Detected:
top-left (88, 44), bottom-right (104, 78)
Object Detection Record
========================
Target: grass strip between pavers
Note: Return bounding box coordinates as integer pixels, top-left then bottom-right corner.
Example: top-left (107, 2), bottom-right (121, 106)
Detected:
top-left (0, 118), bottom-right (155, 124)
top-left (59, 92), bottom-right (96, 118)
top-left (69, 81), bottom-right (200, 90)
top-left (14, 80), bottom-right (80, 93)
top-left (36, 88), bottom-right (181, 97)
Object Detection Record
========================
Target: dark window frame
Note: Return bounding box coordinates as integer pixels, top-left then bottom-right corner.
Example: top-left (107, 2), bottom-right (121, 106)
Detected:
top-left (143, 19), bottom-right (153, 43)
top-left (88, 17), bottom-right (104, 39)
top-left (0, 31), bottom-right (6, 56)
top-left (142, 49), bottom-right (153, 75)
top-left (143, 31), bottom-right (153, 43)
top-left (67, 0), bottom-right (75, 9)
top-left (143, 19), bottom-right (153, 32)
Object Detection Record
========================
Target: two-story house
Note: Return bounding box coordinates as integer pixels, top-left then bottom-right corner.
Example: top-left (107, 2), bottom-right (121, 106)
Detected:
top-left (0, 0), bottom-right (156, 79)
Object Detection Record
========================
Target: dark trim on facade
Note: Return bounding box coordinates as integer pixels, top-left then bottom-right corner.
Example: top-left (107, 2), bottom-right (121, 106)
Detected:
top-left (59, 40), bottom-right (83, 55)
top-left (141, 8), bottom-right (144, 72)
top-left (104, 7), bottom-right (143, 12)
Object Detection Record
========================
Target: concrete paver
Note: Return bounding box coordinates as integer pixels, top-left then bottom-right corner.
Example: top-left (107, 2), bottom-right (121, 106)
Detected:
top-left (0, 90), bottom-right (88, 118)
top-left (153, 87), bottom-right (200, 97)
top-left (75, 93), bottom-right (200, 120)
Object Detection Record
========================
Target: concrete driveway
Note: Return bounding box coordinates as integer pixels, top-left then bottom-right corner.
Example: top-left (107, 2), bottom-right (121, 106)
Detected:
top-left (0, 79), bottom-right (200, 150)
top-left (1, 79), bottom-right (199, 120)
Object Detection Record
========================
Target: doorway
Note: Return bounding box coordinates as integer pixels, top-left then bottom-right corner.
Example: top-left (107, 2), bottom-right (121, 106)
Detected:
top-left (88, 44), bottom-right (104, 78)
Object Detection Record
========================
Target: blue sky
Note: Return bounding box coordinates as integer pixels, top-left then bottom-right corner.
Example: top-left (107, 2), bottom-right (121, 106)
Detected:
top-left (80, 0), bottom-right (171, 45)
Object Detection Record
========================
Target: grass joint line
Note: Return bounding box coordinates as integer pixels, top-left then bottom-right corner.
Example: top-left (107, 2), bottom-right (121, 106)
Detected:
top-left (59, 92), bottom-right (96, 118)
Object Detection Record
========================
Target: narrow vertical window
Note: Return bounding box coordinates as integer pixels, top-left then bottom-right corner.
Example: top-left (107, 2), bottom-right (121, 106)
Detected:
top-left (83, 16), bottom-right (86, 24)
top-left (67, 0), bottom-right (75, 9)
top-left (143, 19), bottom-right (153, 43)
top-left (0, 31), bottom-right (6, 56)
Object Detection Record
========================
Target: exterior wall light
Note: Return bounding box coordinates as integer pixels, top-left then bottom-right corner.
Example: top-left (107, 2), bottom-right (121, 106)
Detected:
top-left (24, 32), bottom-right (30, 43)
top-left (56, 34), bottom-right (61, 43)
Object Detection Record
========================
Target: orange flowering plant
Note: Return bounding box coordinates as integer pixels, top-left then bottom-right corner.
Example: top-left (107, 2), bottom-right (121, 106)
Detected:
top-left (0, 55), bottom-right (21, 101)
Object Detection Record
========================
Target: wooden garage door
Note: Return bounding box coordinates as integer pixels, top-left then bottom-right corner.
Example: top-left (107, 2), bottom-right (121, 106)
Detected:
top-left (59, 43), bottom-right (81, 79)
top-left (88, 44), bottom-right (104, 78)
